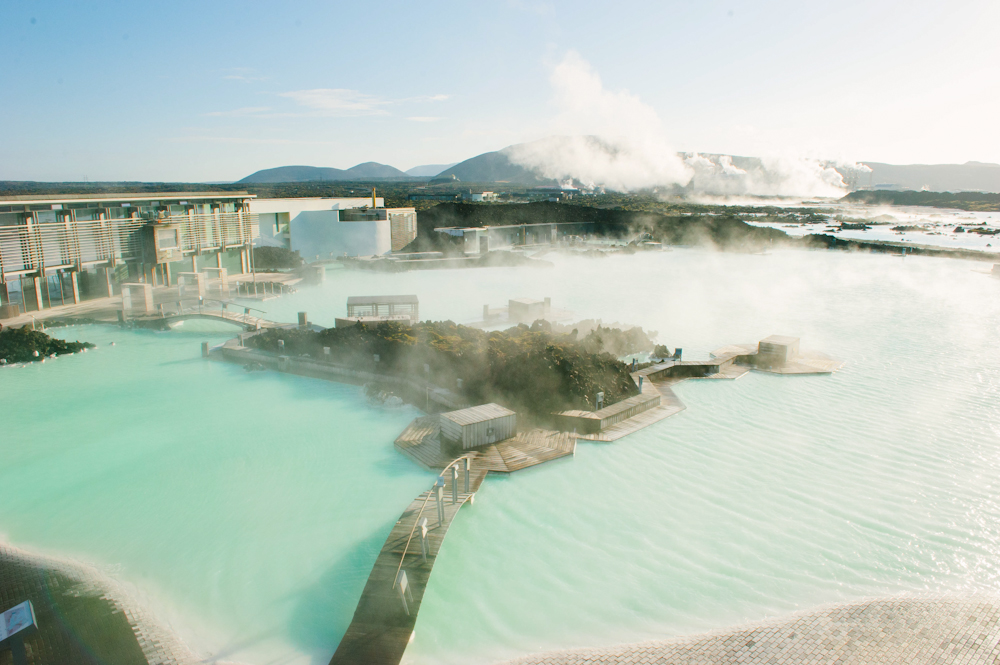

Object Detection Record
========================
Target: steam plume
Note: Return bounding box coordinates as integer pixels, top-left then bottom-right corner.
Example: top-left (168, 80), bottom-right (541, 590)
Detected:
top-left (506, 51), bottom-right (691, 191)
top-left (508, 51), bottom-right (858, 198)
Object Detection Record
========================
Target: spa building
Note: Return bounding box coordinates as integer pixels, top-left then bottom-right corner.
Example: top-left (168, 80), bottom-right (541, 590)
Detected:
top-left (0, 191), bottom-right (257, 315)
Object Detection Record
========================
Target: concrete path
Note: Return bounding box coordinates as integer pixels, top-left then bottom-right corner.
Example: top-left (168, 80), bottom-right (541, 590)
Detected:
top-left (502, 598), bottom-right (1000, 664)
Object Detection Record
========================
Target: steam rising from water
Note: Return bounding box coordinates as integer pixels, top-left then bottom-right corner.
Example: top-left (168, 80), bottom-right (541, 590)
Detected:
top-left (2, 248), bottom-right (1000, 665)
top-left (507, 51), bottom-right (860, 197)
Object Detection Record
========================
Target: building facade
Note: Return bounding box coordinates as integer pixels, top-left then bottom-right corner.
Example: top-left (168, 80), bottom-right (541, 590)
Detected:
top-left (251, 198), bottom-right (417, 259)
top-left (0, 192), bottom-right (256, 314)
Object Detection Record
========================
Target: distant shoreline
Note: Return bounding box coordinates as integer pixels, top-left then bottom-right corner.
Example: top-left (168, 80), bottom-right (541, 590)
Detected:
top-left (799, 233), bottom-right (999, 263)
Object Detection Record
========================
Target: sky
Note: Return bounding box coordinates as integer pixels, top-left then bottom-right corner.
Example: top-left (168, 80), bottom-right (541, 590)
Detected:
top-left (1, 0), bottom-right (998, 182)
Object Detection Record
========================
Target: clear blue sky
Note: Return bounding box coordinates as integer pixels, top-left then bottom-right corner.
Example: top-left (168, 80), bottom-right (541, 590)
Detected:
top-left (2, 0), bottom-right (997, 181)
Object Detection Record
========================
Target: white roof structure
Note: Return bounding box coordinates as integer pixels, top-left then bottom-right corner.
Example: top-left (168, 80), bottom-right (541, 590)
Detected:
top-left (440, 403), bottom-right (515, 427)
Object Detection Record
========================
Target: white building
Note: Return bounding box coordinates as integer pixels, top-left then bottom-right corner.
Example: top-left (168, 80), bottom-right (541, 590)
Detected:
top-left (250, 197), bottom-right (417, 261)
top-left (463, 191), bottom-right (498, 202)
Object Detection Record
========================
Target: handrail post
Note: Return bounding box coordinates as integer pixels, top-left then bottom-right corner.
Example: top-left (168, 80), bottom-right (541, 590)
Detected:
top-left (464, 457), bottom-right (470, 494)
top-left (435, 478), bottom-right (445, 525)
top-left (419, 517), bottom-right (428, 562)
top-left (395, 570), bottom-right (412, 616)
top-left (451, 465), bottom-right (459, 504)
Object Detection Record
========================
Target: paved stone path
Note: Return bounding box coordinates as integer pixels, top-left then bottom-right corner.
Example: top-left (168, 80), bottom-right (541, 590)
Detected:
top-left (0, 543), bottom-right (196, 665)
top-left (502, 598), bottom-right (1000, 665)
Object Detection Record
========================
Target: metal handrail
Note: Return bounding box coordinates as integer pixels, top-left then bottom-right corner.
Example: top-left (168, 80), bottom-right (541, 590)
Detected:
top-left (164, 298), bottom-right (269, 327)
top-left (392, 455), bottom-right (472, 588)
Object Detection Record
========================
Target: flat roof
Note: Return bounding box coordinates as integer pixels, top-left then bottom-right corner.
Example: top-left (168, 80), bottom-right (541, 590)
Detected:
top-left (0, 192), bottom-right (254, 206)
top-left (347, 294), bottom-right (419, 305)
top-left (509, 298), bottom-right (544, 305)
top-left (760, 335), bottom-right (799, 346)
top-left (338, 315), bottom-right (411, 322)
top-left (441, 403), bottom-right (516, 426)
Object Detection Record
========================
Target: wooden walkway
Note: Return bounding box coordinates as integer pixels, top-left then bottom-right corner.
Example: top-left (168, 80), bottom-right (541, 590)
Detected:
top-left (711, 343), bottom-right (845, 374)
top-left (331, 425), bottom-right (576, 665)
top-left (329, 459), bottom-right (486, 665)
top-left (575, 375), bottom-right (687, 442)
top-left (395, 417), bottom-right (576, 472)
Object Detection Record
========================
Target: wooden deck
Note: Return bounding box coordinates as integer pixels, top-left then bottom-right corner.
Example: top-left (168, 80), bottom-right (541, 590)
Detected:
top-left (710, 344), bottom-right (845, 375)
top-left (334, 423), bottom-right (576, 665)
top-left (330, 424), bottom-right (577, 665)
top-left (329, 459), bottom-right (486, 665)
top-left (395, 417), bottom-right (576, 473)
top-left (576, 375), bottom-right (687, 442)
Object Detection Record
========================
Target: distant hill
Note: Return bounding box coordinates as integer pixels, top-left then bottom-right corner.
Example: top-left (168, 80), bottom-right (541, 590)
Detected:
top-left (405, 163), bottom-right (457, 177)
top-left (841, 190), bottom-right (1000, 211)
top-left (437, 149), bottom-right (551, 185)
top-left (236, 146), bottom-right (1000, 194)
top-left (238, 162), bottom-right (410, 183)
top-left (864, 161), bottom-right (1000, 193)
top-left (344, 162), bottom-right (410, 179)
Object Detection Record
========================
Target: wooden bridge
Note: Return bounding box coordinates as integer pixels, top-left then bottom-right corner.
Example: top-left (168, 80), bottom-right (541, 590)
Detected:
top-left (130, 300), bottom-right (283, 331)
top-left (329, 456), bottom-right (487, 665)
top-left (329, 422), bottom-right (576, 665)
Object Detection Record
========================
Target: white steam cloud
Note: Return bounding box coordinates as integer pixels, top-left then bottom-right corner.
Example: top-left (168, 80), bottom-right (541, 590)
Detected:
top-left (690, 154), bottom-right (850, 198)
top-left (508, 51), bottom-right (857, 198)
top-left (506, 51), bottom-right (690, 191)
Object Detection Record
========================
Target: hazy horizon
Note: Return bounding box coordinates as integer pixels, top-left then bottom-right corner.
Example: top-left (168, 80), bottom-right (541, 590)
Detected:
top-left (2, 0), bottom-right (998, 183)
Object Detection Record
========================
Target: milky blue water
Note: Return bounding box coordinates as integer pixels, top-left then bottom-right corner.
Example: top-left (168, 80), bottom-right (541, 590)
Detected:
top-left (0, 323), bottom-right (432, 664)
top-left (2, 248), bottom-right (999, 665)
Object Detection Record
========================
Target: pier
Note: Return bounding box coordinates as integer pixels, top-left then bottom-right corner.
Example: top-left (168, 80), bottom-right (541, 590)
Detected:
top-left (329, 456), bottom-right (485, 665)
top-left (395, 416), bottom-right (576, 472)
top-left (327, 413), bottom-right (576, 665)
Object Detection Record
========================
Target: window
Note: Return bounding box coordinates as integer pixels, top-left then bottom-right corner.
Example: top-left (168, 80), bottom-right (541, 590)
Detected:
top-left (157, 228), bottom-right (178, 249)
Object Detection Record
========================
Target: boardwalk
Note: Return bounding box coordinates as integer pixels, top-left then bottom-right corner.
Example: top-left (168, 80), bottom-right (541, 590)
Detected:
top-left (574, 374), bottom-right (687, 442)
top-left (502, 598), bottom-right (1000, 665)
top-left (329, 458), bottom-right (487, 665)
top-left (331, 424), bottom-right (576, 665)
top-left (134, 308), bottom-right (281, 331)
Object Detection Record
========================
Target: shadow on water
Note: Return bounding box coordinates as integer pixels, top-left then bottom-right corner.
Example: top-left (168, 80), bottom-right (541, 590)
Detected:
top-left (285, 526), bottom-right (396, 665)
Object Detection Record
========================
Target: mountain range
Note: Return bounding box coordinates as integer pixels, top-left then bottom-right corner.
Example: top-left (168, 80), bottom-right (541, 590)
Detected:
top-left (859, 162), bottom-right (1000, 192)
top-left (238, 162), bottom-right (410, 183)
top-left (238, 143), bottom-right (1000, 193)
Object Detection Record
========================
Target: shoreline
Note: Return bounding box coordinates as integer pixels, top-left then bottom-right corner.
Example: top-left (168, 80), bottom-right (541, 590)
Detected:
top-left (9, 533), bottom-right (997, 665)
top-left (500, 595), bottom-right (1000, 665)
top-left (0, 538), bottom-right (203, 665)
